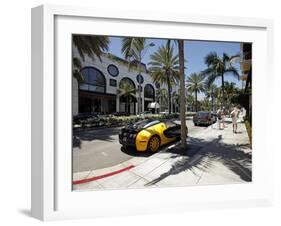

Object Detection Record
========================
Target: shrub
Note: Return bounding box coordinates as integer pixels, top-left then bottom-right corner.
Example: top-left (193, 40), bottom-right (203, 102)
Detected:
top-left (74, 113), bottom-right (180, 129)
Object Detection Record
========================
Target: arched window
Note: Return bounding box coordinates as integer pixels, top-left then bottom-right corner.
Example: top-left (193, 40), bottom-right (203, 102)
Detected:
top-left (79, 67), bottom-right (106, 93)
top-left (144, 84), bottom-right (155, 99)
top-left (119, 77), bottom-right (136, 90)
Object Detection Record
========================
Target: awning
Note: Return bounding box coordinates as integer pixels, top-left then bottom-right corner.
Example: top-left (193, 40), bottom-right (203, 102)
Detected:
top-left (148, 102), bottom-right (160, 109)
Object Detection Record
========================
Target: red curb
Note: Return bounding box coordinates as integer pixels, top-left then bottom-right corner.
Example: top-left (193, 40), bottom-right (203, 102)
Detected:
top-left (73, 165), bottom-right (135, 185)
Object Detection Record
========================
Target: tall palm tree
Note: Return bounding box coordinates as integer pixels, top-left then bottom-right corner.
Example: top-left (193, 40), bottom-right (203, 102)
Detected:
top-left (204, 83), bottom-right (217, 112)
top-left (73, 35), bottom-right (109, 61)
top-left (72, 35), bottom-right (109, 83)
top-left (149, 41), bottom-right (180, 114)
top-left (202, 52), bottom-right (240, 107)
top-left (178, 39), bottom-right (187, 148)
top-left (186, 73), bottom-right (205, 112)
top-left (186, 94), bottom-right (195, 112)
top-left (224, 81), bottom-right (239, 109)
top-left (117, 81), bottom-right (136, 114)
top-left (172, 91), bottom-right (180, 113)
top-left (156, 88), bottom-right (168, 112)
top-left (201, 98), bottom-right (211, 111)
top-left (213, 87), bottom-right (222, 111)
top-left (121, 38), bottom-right (154, 114)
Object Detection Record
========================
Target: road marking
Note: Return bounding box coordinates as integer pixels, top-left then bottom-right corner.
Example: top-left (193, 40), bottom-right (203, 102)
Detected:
top-left (73, 165), bottom-right (135, 185)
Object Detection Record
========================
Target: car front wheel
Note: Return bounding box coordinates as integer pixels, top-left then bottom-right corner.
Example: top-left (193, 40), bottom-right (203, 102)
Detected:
top-left (147, 135), bottom-right (161, 152)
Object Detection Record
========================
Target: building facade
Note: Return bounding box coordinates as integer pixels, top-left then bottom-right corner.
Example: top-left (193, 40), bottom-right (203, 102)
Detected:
top-left (72, 48), bottom-right (179, 116)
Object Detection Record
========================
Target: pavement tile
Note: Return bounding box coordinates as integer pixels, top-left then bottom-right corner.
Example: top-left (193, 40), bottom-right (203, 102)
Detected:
top-left (127, 178), bottom-right (158, 189)
top-left (86, 163), bottom-right (128, 178)
top-left (141, 156), bottom-right (201, 185)
top-left (72, 170), bottom-right (92, 181)
top-left (72, 180), bottom-right (103, 191)
top-left (156, 170), bottom-right (201, 187)
top-left (130, 157), bottom-right (169, 177)
top-left (97, 171), bottom-right (142, 189)
top-left (196, 160), bottom-right (245, 185)
top-left (120, 156), bottom-right (148, 167)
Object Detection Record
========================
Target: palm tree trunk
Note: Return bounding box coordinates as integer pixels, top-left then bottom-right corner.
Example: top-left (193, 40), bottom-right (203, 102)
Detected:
top-left (211, 96), bottom-right (214, 112)
top-left (138, 58), bottom-right (142, 114)
top-left (178, 39), bottom-right (187, 148)
top-left (167, 76), bottom-right (172, 114)
top-left (195, 91), bottom-right (198, 112)
top-left (127, 96), bottom-right (129, 114)
top-left (221, 75), bottom-right (225, 107)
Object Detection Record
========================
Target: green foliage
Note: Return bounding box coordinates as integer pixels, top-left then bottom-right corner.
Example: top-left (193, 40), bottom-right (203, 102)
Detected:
top-left (231, 92), bottom-right (249, 112)
top-left (149, 41), bottom-right (180, 114)
top-left (202, 52), bottom-right (240, 107)
top-left (72, 35), bottom-right (109, 83)
top-left (186, 73), bottom-right (205, 112)
top-left (73, 35), bottom-right (109, 61)
top-left (74, 114), bottom-right (180, 129)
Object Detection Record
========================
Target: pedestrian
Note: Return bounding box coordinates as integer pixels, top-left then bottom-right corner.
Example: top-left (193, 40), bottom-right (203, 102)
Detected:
top-left (217, 108), bottom-right (223, 130)
top-left (222, 107), bottom-right (226, 128)
top-left (230, 107), bottom-right (240, 133)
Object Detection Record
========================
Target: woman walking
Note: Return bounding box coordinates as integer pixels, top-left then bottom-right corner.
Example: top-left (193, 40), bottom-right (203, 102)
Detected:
top-left (231, 107), bottom-right (240, 133)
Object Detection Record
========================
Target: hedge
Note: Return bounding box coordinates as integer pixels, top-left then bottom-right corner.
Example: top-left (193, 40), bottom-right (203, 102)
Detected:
top-left (74, 113), bottom-right (179, 129)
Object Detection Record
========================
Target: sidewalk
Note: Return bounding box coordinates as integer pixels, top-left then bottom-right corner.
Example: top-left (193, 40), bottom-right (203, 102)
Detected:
top-left (73, 119), bottom-right (252, 191)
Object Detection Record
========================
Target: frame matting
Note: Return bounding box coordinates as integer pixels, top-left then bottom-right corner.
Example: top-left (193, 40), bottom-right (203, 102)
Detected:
top-left (31, 4), bottom-right (274, 221)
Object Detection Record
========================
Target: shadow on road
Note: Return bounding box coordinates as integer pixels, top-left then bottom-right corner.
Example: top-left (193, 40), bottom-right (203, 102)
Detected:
top-left (145, 134), bottom-right (252, 186)
top-left (73, 127), bottom-right (121, 148)
top-left (120, 146), bottom-right (155, 157)
top-left (120, 139), bottom-right (180, 158)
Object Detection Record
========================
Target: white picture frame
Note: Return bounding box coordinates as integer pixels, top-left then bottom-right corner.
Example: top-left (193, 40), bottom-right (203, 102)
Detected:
top-left (31, 4), bottom-right (274, 221)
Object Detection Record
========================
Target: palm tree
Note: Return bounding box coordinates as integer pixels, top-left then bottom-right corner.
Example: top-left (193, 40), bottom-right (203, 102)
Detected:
top-left (213, 87), bottom-right (222, 111)
top-left (121, 38), bottom-right (154, 114)
top-left (224, 81), bottom-right (239, 109)
top-left (72, 57), bottom-right (83, 83)
top-left (156, 88), bottom-right (168, 112)
top-left (73, 35), bottom-right (109, 61)
top-left (186, 73), bottom-right (205, 112)
top-left (178, 39), bottom-right (187, 148)
top-left (205, 83), bottom-right (217, 112)
top-left (149, 41), bottom-right (180, 114)
top-left (117, 81), bottom-right (136, 114)
top-left (172, 91), bottom-right (180, 113)
top-left (72, 35), bottom-right (109, 83)
top-left (201, 98), bottom-right (211, 111)
top-left (202, 52), bottom-right (240, 107)
top-left (186, 94), bottom-right (195, 112)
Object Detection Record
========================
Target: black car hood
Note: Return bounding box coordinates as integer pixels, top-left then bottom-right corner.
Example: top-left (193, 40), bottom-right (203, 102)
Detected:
top-left (122, 119), bottom-right (161, 133)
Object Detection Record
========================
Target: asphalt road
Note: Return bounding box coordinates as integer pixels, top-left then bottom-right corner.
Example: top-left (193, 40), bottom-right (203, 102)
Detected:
top-left (72, 119), bottom-right (211, 173)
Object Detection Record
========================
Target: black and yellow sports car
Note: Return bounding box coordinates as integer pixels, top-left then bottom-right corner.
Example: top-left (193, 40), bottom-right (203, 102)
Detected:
top-left (119, 119), bottom-right (186, 152)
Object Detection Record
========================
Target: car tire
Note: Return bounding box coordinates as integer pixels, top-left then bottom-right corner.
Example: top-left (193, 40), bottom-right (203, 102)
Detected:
top-left (147, 135), bottom-right (161, 152)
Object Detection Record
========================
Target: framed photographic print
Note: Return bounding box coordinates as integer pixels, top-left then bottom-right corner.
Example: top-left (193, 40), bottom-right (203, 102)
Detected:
top-left (31, 4), bottom-right (274, 221)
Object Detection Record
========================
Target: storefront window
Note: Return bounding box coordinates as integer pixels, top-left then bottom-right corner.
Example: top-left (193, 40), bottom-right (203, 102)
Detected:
top-left (144, 84), bottom-right (155, 99)
top-left (80, 67), bottom-right (106, 93)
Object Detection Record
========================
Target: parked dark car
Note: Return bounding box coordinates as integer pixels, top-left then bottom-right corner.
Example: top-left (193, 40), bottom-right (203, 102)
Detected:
top-left (193, 111), bottom-right (216, 126)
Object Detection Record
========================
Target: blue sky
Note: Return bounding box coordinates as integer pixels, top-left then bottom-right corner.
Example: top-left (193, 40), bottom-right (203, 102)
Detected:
top-left (106, 37), bottom-right (242, 99)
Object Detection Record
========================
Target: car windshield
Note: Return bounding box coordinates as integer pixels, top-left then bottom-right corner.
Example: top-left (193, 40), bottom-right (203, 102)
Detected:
top-left (197, 112), bottom-right (209, 117)
top-left (134, 119), bottom-right (160, 129)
